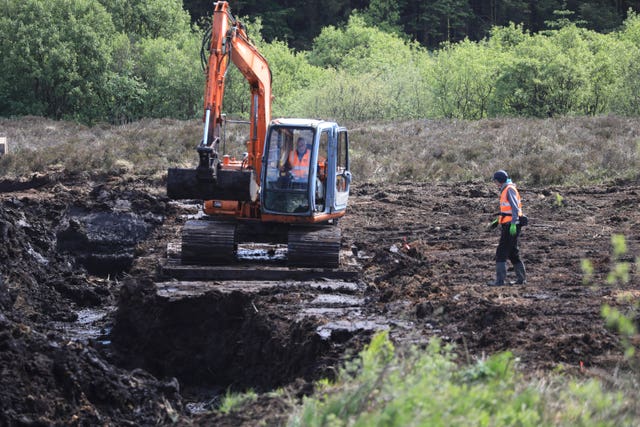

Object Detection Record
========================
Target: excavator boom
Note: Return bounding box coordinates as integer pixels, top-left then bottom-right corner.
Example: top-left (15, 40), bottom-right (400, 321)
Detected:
top-left (202, 1), bottom-right (271, 181)
top-left (168, 1), bottom-right (271, 206)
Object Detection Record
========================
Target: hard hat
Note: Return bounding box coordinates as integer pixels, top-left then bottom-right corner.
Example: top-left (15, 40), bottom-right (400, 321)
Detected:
top-left (493, 170), bottom-right (508, 183)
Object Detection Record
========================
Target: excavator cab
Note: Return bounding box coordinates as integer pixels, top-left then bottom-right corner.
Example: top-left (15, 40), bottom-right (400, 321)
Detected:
top-left (261, 119), bottom-right (351, 220)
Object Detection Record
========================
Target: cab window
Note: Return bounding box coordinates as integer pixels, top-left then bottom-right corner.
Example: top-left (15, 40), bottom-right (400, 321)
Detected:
top-left (336, 131), bottom-right (349, 193)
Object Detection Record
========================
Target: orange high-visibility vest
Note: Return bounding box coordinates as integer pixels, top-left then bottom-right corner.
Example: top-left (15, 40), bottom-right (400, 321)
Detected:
top-left (289, 150), bottom-right (310, 179)
top-left (499, 183), bottom-right (522, 224)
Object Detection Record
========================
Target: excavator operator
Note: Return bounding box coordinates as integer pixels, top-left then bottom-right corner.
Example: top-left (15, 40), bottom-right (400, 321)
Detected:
top-left (288, 137), bottom-right (311, 181)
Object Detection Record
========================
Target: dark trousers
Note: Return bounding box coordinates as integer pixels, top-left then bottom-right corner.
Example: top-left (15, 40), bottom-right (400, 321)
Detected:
top-left (496, 224), bottom-right (522, 264)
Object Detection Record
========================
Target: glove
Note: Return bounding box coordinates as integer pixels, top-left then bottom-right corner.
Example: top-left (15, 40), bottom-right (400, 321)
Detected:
top-left (509, 223), bottom-right (517, 236)
top-left (486, 218), bottom-right (499, 230)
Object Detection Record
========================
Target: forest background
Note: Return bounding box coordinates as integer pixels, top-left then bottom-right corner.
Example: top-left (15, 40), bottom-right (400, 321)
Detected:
top-left (3, 0), bottom-right (640, 126)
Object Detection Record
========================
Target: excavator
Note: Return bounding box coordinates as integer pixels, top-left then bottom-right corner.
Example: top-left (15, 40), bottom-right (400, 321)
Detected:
top-left (166, 1), bottom-right (352, 269)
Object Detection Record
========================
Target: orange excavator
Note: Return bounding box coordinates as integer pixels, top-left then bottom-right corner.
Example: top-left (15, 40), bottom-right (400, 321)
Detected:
top-left (167, 1), bottom-right (351, 268)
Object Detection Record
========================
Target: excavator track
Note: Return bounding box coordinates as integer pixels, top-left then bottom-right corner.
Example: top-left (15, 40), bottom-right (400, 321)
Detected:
top-left (287, 225), bottom-right (341, 268)
top-left (181, 219), bottom-right (237, 265)
top-left (160, 218), bottom-right (352, 281)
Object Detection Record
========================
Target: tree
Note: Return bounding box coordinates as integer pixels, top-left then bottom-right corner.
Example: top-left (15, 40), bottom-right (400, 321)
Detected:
top-left (299, 15), bottom-right (428, 121)
top-left (0, 0), bottom-right (115, 122)
top-left (102, 34), bottom-right (148, 124)
top-left (134, 35), bottom-right (203, 120)
top-left (578, 0), bottom-right (621, 31)
top-left (429, 39), bottom-right (502, 119)
top-left (487, 22), bottom-right (530, 51)
top-left (360, 0), bottom-right (403, 35)
top-left (260, 41), bottom-right (325, 117)
top-left (98, 0), bottom-right (191, 39)
top-left (309, 14), bottom-right (416, 72)
top-left (578, 30), bottom-right (618, 115)
top-left (491, 25), bottom-right (599, 117)
top-left (401, 0), bottom-right (472, 46)
top-left (610, 10), bottom-right (640, 115)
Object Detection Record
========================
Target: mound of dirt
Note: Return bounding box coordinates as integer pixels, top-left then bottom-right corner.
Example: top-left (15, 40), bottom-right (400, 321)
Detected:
top-left (0, 172), bottom-right (184, 425)
top-left (1, 170), bottom-right (638, 425)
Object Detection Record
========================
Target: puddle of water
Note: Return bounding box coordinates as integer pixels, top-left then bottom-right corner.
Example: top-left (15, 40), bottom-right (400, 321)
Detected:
top-left (171, 201), bottom-right (203, 217)
top-left (237, 244), bottom-right (287, 261)
top-left (185, 211), bottom-right (206, 220)
top-left (523, 293), bottom-right (552, 300)
top-left (55, 307), bottom-right (114, 344)
top-left (27, 244), bottom-right (49, 265)
top-left (317, 319), bottom-right (389, 340)
top-left (355, 249), bottom-right (372, 260)
top-left (183, 386), bottom-right (224, 415)
top-left (185, 401), bottom-right (215, 415)
top-left (308, 282), bottom-right (363, 293)
top-left (76, 308), bottom-right (109, 325)
top-left (300, 307), bottom-right (361, 317)
top-left (309, 294), bottom-right (363, 307)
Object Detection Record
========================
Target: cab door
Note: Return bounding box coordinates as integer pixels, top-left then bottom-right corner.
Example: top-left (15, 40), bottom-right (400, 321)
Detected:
top-left (332, 128), bottom-right (351, 211)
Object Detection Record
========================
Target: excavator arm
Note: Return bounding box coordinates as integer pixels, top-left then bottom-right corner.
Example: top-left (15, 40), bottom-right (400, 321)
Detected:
top-left (167, 1), bottom-right (271, 206)
top-left (200, 1), bottom-right (271, 185)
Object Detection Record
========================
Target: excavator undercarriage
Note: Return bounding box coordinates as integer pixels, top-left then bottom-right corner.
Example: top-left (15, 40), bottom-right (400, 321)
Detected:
top-left (178, 218), bottom-right (342, 269)
top-left (158, 214), bottom-right (356, 283)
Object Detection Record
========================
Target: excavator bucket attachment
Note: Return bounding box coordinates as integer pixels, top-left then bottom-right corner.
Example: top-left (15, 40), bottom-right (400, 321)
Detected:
top-left (167, 168), bottom-right (253, 201)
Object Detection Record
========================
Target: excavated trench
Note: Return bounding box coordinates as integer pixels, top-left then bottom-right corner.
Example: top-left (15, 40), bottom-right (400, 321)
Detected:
top-left (109, 271), bottom-right (399, 400)
top-left (62, 207), bottom-right (382, 394)
top-left (111, 277), bottom-right (348, 391)
top-left (1, 177), bottom-right (388, 424)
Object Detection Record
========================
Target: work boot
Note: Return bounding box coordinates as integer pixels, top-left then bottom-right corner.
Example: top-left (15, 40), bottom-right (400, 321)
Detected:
top-left (510, 261), bottom-right (526, 285)
top-left (487, 262), bottom-right (507, 286)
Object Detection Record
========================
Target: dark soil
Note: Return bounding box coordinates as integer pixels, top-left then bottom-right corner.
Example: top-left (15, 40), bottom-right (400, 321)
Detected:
top-left (1, 170), bottom-right (638, 426)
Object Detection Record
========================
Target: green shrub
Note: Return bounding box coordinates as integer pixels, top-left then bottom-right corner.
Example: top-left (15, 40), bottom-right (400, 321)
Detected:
top-left (428, 39), bottom-right (502, 119)
top-left (218, 389), bottom-right (258, 414)
top-left (135, 35), bottom-right (203, 120)
top-left (288, 331), bottom-right (640, 426)
top-left (0, 0), bottom-right (115, 122)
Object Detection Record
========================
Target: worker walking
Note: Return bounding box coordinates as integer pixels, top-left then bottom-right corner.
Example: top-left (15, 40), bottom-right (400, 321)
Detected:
top-left (487, 170), bottom-right (527, 286)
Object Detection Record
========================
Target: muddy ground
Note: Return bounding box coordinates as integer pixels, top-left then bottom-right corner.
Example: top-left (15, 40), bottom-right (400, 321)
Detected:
top-left (0, 170), bottom-right (639, 426)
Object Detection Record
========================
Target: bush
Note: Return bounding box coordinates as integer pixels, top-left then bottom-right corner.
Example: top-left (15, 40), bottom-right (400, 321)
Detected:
top-left (288, 332), bottom-right (639, 426)
top-left (428, 39), bottom-right (502, 119)
top-left (4, 2), bottom-right (640, 125)
top-left (134, 35), bottom-right (203, 120)
top-left (0, 0), bottom-right (115, 122)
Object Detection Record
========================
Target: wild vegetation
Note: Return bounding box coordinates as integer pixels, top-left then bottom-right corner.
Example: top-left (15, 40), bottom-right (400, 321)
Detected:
top-left (2, 115), bottom-right (639, 187)
top-left (4, 1), bottom-right (640, 124)
top-left (287, 332), bottom-right (640, 426)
